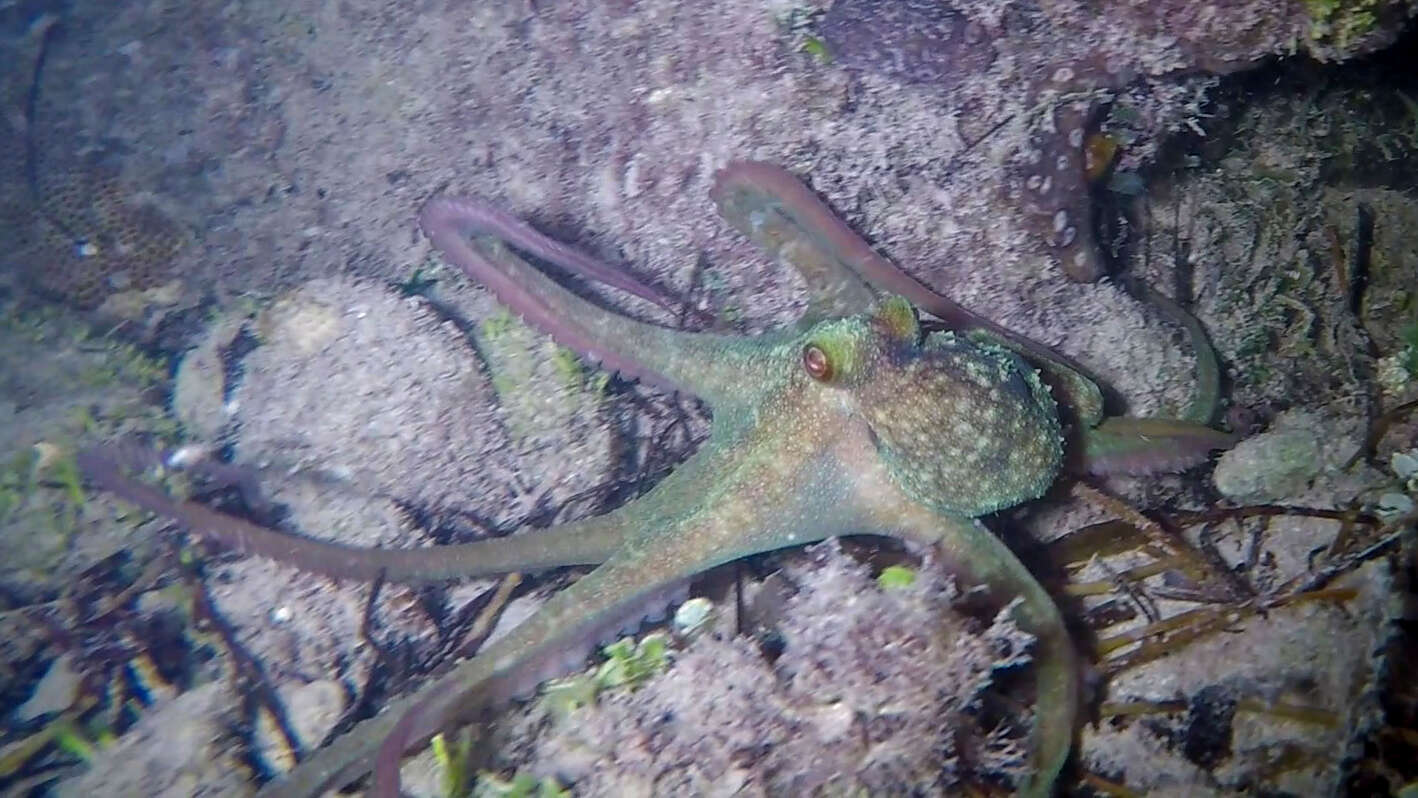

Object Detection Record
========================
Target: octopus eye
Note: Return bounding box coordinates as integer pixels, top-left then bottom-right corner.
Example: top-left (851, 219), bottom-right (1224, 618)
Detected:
top-left (802, 344), bottom-right (833, 382)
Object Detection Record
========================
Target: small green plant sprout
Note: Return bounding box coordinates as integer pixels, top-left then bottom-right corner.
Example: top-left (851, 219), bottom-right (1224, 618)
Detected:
top-left (876, 564), bottom-right (917, 590)
top-left (0, 695), bottom-right (100, 777)
top-left (595, 633), bottom-right (668, 690)
top-left (1402, 320), bottom-right (1418, 379)
top-left (540, 632), bottom-right (671, 718)
top-left (37, 443), bottom-right (86, 508)
top-left (548, 345), bottom-right (585, 391)
top-left (68, 405), bottom-right (99, 434)
top-left (478, 307), bottom-right (518, 341)
top-left (777, 5), bottom-right (830, 63)
top-left (431, 729), bottom-right (474, 798)
top-left (540, 673), bottom-right (599, 718)
top-left (672, 596), bottom-right (714, 638)
top-left (1302, 0), bottom-right (1382, 46)
top-left (799, 35), bottom-right (830, 62)
top-left (0, 447), bottom-right (41, 522)
top-left (0, 444), bottom-right (85, 529)
top-left (473, 772), bottom-right (569, 798)
top-left (53, 721), bottom-right (99, 763)
top-left (586, 370), bottom-right (611, 398)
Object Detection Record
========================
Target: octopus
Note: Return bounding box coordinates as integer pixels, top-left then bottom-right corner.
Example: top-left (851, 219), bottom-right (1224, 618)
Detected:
top-left (80, 161), bottom-right (1235, 797)
top-left (817, 0), bottom-right (1414, 282)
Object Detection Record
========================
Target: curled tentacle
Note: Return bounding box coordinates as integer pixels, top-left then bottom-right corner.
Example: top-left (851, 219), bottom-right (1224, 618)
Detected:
top-left (1129, 280), bottom-right (1224, 425)
top-left (421, 200), bottom-right (683, 314)
top-left (256, 569), bottom-right (694, 798)
top-left (712, 160), bottom-right (1106, 424)
top-left (420, 196), bottom-right (782, 405)
top-left (861, 496), bottom-right (1077, 798)
top-left (711, 161), bottom-right (878, 322)
top-left (1075, 281), bottom-right (1236, 475)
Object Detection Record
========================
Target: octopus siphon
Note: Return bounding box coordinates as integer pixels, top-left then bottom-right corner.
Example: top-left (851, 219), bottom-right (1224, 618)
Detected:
top-left (80, 160), bottom-right (1236, 797)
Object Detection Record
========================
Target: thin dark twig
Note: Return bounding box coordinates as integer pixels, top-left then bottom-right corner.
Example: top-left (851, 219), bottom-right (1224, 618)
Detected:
top-left (1101, 557), bottom-right (1161, 623)
top-left (451, 574), bottom-right (522, 661)
top-left (357, 573), bottom-right (396, 664)
top-left (1170, 504), bottom-right (1382, 528)
top-left (1293, 509), bottom-right (1416, 594)
top-left (1345, 398), bottom-right (1418, 469)
top-left (188, 571), bottom-right (306, 766)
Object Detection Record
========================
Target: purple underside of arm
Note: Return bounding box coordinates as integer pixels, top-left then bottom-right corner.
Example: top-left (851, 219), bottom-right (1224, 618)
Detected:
top-left (371, 690), bottom-right (440, 798)
top-left (418, 197), bottom-right (683, 392)
top-left (427, 199), bottom-right (680, 313)
top-left (77, 447), bottom-right (412, 582)
top-left (1080, 417), bottom-right (1239, 476)
top-left (710, 161), bottom-right (1095, 375)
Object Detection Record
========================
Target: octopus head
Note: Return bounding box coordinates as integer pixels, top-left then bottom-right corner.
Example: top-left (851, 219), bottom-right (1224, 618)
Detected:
top-left (800, 297), bottom-right (1064, 517)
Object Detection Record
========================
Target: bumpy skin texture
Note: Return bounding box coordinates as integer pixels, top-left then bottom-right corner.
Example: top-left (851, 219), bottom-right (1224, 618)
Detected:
top-left (83, 162), bottom-right (1235, 797)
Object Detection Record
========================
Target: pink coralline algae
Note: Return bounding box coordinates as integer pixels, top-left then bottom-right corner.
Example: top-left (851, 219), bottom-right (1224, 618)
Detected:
top-left (820, 0), bottom-right (1415, 281)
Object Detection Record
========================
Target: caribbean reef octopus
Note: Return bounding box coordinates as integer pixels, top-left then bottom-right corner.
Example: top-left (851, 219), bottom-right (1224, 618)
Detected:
top-left (80, 161), bottom-right (1235, 796)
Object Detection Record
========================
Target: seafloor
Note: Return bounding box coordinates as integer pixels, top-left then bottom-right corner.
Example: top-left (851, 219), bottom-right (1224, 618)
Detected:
top-left (2, 0), bottom-right (1418, 795)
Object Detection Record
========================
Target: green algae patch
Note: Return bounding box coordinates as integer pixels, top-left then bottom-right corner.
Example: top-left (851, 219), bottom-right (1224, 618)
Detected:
top-left (472, 308), bottom-right (611, 449)
top-left (0, 302), bottom-right (178, 591)
top-left (541, 633), bottom-right (672, 719)
top-left (876, 564), bottom-right (918, 590)
top-left (1302, 0), bottom-right (1383, 48)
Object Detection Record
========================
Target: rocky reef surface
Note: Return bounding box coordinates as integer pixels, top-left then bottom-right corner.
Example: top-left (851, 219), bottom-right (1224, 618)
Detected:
top-left (1, 0), bottom-right (1417, 795)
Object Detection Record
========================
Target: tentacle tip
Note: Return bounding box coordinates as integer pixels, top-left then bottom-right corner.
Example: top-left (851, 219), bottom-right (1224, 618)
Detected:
top-left (710, 159), bottom-right (796, 200)
top-left (1080, 418), bottom-right (1240, 477)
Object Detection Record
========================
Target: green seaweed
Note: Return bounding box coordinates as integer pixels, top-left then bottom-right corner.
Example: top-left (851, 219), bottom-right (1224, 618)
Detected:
top-left (548, 345), bottom-right (585, 391)
top-left (799, 35), bottom-right (830, 62)
top-left (541, 633), bottom-right (670, 719)
top-left (431, 729), bottom-right (473, 798)
top-left (877, 564), bottom-right (917, 590)
top-left (1302, 0), bottom-right (1382, 47)
top-left (595, 634), bottom-right (668, 690)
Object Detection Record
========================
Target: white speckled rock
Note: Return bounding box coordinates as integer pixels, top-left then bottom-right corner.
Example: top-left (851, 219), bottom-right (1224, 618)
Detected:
top-left (1213, 410), bottom-right (1358, 503)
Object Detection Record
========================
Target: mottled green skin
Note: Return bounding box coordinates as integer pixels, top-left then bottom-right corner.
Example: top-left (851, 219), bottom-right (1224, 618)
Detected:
top-left (258, 301), bottom-right (1076, 798)
top-left (224, 162), bottom-right (1232, 798)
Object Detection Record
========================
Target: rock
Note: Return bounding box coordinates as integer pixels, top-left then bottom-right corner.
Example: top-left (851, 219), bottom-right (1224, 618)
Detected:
top-left (281, 678), bottom-right (347, 751)
top-left (1213, 411), bottom-right (1331, 502)
top-left (54, 683), bottom-right (248, 798)
top-left (14, 653), bottom-right (81, 721)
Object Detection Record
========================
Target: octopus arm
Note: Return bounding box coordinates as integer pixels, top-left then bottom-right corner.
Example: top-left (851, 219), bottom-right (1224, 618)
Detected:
top-left (710, 160), bottom-right (879, 321)
top-left (1079, 416), bottom-right (1239, 476)
top-left (1075, 281), bottom-right (1235, 475)
top-left (1129, 280), bottom-right (1224, 425)
top-left (255, 545), bottom-right (697, 798)
top-left (870, 502), bottom-right (1077, 798)
top-left (258, 459), bottom-right (854, 798)
top-left (420, 196), bottom-right (774, 404)
top-left (712, 161), bottom-right (1107, 423)
top-left (76, 447), bottom-right (626, 582)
